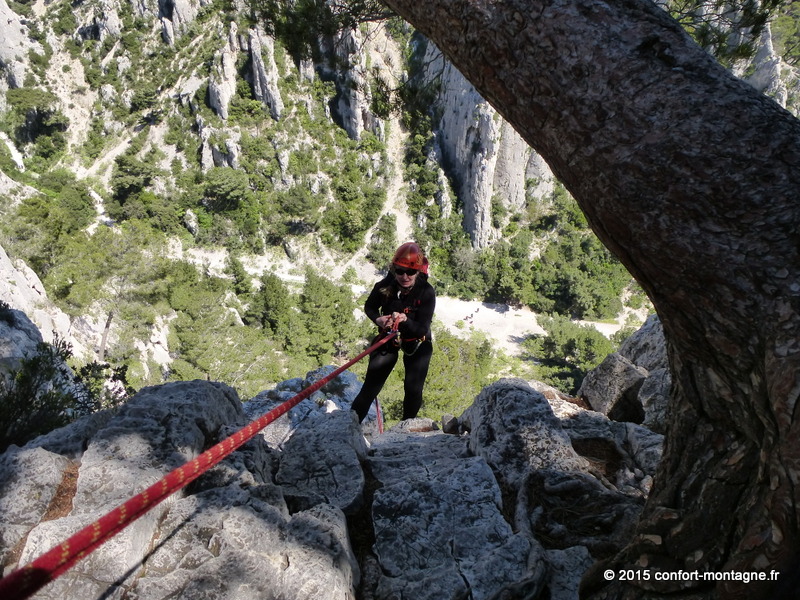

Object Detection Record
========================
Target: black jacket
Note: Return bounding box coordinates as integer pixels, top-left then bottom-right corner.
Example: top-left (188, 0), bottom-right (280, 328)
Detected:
top-left (364, 274), bottom-right (435, 341)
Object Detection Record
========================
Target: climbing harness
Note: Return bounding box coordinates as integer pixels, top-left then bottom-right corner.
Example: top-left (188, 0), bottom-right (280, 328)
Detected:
top-left (384, 310), bottom-right (426, 355)
top-left (0, 329), bottom-right (400, 600)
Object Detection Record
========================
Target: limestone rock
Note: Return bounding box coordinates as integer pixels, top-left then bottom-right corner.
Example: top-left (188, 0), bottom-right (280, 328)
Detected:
top-left (0, 244), bottom-right (91, 360)
top-left (742, 25), bottom-right (788, 108)
top-left (0, 0), bottom-right (42, 88)
top-left (0, 447), bottom-right (72, 566)
top-left (368, 431), bottom-right (546, 600)
top-left (584, 314), bottom-right (672, 432)
top-left (167, 0), bottom-right (201, 36)
top-left (276, 410), bottom-right (368, 514)
top-left (459, 378), bottom-right (589, 489)
top-left (0, 317), bottom-right (668, 600)
top-left (199, 122), bottom-right (241, 170)
top-left (208, 22), bottom-right (240, 121)
top-left (618, 313), bottom-right (667, 372)
top-left (422, 40), bottom-right (556, 248)
top-left (249, 28), bottom-right (284, 120)
top-left (577, 353), bottom-right (648, 424)
top-left (319, 27), bottom-right (383, 140)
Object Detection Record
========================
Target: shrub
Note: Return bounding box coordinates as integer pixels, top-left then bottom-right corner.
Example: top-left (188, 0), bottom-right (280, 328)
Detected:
top-left (521, 314), bottom-right (614, 394)
top-left (0, 334), bottom-right (123, 452)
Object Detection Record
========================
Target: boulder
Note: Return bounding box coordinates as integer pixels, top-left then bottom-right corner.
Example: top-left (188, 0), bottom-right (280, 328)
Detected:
top-left (577, 352), bottom-right (648, 424)
top-left (582, 314), bottom-right (672, 432)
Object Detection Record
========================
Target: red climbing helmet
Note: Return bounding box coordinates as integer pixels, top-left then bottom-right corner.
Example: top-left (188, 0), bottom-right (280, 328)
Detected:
top-left (392, 242), bottom-right (429, 274)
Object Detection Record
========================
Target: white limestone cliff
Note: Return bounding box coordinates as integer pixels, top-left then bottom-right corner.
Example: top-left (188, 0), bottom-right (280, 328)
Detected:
top-left (422, 40), bottom-right (556, 248)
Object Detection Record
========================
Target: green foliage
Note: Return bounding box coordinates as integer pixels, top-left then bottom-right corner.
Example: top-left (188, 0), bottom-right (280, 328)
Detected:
top-left (429, 184), bottom-right (632, 320)
top-left (404, 132), bottom-right (441, 220)
top-left (37, 169), bottom-right (96, 231)
top-left (72, 361), bottom-right (134, 414)
top-left (109, 146), bottom-right (169, 222)
top-left (2, 182), bottom-right (97, 278)
top-left (299, 267), bottom-right (364, 361)
top-left (3, 87), bottom-right (69, 166)
top-left (530, 231), bottom-right (628, 319)
top-left (246, 272), bottom-right (299, 346)
top-left (252, 0), bottom-right (393, 60)
top-left (130, 83), bottom-right (160, 113)
top-left (203, 167), bottom-right (252, 212)
top-left (53, 1), bottom-right (78, 35)
top-left (7, 0), bottom-right (33, 17)
top-left (322, 154), bottom-right (385, 252)
top-left (111, 153), bottom-right (157, 202)
top-left (521, 314), bottom-right (614, 394)
top-left (0, 336), bottom-right (74, 451)
top-left (226, 254), bottom-right (252, 295)
top-left (366, 213), bottom-right (398, 268)
top-left (44, 223), bottom-right (170, 316)
top-left (666, 0), bottom-right (785, 66)
top-left (165, 263), bottom-right (306, 398)
top-left (772, 2), bottom-right (800, 65)
top-left (0, 0), bottom-right (668, 414)
top-left (0, 331), bottom-right (128, 452)
top-left (277, 185), bottom-right (322, 224)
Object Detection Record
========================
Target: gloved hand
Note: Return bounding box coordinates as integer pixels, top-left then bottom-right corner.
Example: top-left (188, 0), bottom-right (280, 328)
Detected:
top-left (376, 312), bottom-right (407, 331)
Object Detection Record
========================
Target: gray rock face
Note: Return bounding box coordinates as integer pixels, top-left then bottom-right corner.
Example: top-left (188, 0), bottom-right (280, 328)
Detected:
top-left (367, 432), bottom-right (545, 600)
top-left (0, 328), bottom-right (664, 600)
top-left (580, 314), bottom-right (672, 432)
top-left (459, 380), bottom-right (655, 562)
top-left (577, 353), bottom-right (648, 423)
top-left (207, 22), bottom-right (240, 121)
top-left (319, 27), bottom-right (383, 141)
top-left (742, 25), bottom-right (789, 108)
top-left (422, 41), bottom-right (556, 248)
top-left (0, 307), bottom-right (43, 376)
top-left (0, 447), bottom-right (71, 566)
top-left (0, 244), bottom-right (91, 360)
top-left (618, 313), bottom-right (667, 372)
top-left (249, 29), bottom-right (284, 120)
top-left (0, 0), bottom-right (42, 88)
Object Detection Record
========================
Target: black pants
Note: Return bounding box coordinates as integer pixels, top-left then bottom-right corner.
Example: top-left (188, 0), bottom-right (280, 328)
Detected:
top-left (351, 339), bottom-right (433, 422)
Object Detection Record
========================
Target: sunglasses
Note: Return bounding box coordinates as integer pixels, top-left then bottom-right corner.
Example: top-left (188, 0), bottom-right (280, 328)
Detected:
top-left (394, 267), bottom-right (418, 276)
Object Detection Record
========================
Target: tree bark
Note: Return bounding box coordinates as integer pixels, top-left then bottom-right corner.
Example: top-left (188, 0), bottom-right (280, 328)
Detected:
top-left (381, 0), bottom-right (800, 597)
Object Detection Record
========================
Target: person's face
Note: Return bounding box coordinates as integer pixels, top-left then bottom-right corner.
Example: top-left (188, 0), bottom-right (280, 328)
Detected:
top-left (394, 266), bottom-right (418, 288)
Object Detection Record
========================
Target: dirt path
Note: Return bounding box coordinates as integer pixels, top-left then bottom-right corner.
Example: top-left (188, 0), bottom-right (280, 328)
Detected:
top-left (434, 297), bottom-right (544, 355)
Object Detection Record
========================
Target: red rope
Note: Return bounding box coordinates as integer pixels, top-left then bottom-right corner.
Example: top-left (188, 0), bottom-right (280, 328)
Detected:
top-left (0, 330), bottom-right (398, 600)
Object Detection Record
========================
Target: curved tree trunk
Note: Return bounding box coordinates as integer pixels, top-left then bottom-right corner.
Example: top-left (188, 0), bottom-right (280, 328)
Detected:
top-left (381, 0), bottom-right (800, 597)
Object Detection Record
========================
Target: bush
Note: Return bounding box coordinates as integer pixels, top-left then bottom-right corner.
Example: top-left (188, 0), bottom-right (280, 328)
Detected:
top-left (0, 332), bottom-right (130, 452)
top-left (521, 314), bottom-right (614, 394)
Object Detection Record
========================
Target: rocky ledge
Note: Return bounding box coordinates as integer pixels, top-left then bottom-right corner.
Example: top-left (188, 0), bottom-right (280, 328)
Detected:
top-left (0, 362), bottom-right (662, 599)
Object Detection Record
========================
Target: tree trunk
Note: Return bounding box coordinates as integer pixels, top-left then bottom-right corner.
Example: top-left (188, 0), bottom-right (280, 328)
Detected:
top-left (99, 310), bottom-right (114, 362)
top-left (381, 0), bottom-right (800, 597)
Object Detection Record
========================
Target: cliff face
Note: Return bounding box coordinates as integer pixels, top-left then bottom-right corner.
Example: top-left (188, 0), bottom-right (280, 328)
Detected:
top-left (0, 0), bottom-right (41, 94)
top-left (422, 40), bottom-right (556, 249)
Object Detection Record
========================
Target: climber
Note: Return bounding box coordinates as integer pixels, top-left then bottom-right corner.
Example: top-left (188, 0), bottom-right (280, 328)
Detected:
top-left (351, 242), bottom-right (436, 423)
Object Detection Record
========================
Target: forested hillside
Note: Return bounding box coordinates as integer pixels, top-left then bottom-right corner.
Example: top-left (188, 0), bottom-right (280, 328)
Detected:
top-left (0, 0), bottom-right (797, 435)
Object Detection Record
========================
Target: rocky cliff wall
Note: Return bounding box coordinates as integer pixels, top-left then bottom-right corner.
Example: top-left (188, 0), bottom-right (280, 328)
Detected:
top-left (422, 40), bottom-right (556, 248)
